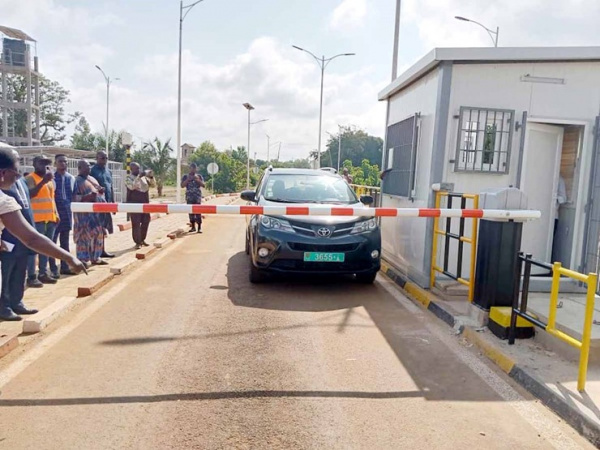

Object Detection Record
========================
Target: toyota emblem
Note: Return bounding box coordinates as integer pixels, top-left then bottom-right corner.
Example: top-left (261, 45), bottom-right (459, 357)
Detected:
top-left (317, 227), bottom-right (332, 237)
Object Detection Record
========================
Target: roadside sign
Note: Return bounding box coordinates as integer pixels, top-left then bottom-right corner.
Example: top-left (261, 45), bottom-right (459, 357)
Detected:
top-left (207, 162), bottom-right (219, 175)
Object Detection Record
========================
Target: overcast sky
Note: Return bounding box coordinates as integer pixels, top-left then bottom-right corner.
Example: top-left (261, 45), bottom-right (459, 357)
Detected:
top-left (3, 0), bottom-right (600, 160)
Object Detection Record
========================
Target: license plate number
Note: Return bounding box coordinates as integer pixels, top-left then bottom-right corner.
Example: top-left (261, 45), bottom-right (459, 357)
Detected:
top-left (303, 252), bottom-right (345, 262)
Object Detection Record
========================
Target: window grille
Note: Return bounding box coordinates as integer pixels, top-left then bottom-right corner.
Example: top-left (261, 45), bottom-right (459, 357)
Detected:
top-left (455, 107), bottom-right (514, 174)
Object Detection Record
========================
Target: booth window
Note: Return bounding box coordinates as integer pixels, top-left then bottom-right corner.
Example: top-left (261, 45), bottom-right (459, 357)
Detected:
top-left (455, 107), bottom-right (513, 174)
top-left (383, 114), bottom-right (420, 197)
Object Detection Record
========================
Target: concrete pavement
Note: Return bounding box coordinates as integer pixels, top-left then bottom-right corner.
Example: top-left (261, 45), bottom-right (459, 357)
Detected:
top-left (0, 203), bottom-right (592, 449)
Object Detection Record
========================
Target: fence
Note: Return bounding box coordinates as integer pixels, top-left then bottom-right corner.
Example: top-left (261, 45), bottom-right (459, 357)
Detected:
top-left (349, 184), bottom-right (380, 206)
top-left (509, 253), bottom-right (597, 392)
top-left (430, 191), bottom-right (480, 302)
top-left (20, 156), bottom-right (126, 203)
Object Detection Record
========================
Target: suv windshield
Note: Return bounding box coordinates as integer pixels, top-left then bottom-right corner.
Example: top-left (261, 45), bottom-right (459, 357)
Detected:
top-left (262, 174), bottom-right (359, 204)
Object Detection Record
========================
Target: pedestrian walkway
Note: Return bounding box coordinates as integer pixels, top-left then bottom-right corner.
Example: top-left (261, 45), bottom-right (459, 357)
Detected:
top-left (0, 195), bottom-right (239, 338)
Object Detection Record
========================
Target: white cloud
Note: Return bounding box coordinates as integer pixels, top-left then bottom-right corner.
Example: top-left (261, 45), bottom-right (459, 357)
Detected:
top-left (68, 36), bottom-right (384, 160)
top-left (330, 0), bottom-right (367, 31)
top-left (402, 0), bottom-right (600, 50)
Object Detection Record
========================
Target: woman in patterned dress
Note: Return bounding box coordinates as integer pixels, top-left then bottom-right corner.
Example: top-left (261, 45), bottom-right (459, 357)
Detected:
top-left (72, 160), bottom-right (107, 266)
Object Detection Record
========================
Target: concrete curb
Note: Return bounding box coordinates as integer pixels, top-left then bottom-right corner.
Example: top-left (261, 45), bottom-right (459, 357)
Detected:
top-left (117, 213), bottom-right (161, 232)
top-left (0, 332), bottom-right (19, 358)
top-left (110, 257), bottom-right (138, 275)
top-left (77, 271), bottom-right (115, 298)
top-left (22, 296), bottom-right (77, 334)
top-left (135, 246), bottom-right (158, 260)
top-left (153, 237), bottom-right (172, 249)
top-left (380, 259), bottom-right (600, 446)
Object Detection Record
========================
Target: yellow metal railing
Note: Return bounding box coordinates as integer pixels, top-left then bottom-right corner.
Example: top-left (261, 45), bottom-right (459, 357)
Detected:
top-left (431, 191), bottom-right (479, 302)
top-left (511, 256), bottom-right (597, 392)
top-left (349, 184), bottom-right (381, 205)
top-left (549, 263), bottom-right (597, 392)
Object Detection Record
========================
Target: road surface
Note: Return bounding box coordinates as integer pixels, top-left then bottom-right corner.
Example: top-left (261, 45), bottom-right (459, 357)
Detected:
top-left (0, 210), bottom-right (592, 449)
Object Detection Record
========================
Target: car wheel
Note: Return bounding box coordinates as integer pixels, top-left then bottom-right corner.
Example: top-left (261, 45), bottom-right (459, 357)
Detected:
top-left (245, 232), bottom-right (250, 255)
top-left (356, 270), bottom-right (378, 284)
top-left (249, 259), bottom-right (267, 284)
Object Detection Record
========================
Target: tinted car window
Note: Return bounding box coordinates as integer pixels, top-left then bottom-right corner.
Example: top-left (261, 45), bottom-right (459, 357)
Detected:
top-left (262, 174), bottom-right (359, 204)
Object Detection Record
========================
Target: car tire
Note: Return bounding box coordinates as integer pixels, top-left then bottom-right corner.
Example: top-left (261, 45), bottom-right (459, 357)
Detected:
top-left (245, 232), bottom-right (250, 255)
top-left (356, 270), bottom-right (378, 284)
top-left (249, 259), bottom-right (267, 284)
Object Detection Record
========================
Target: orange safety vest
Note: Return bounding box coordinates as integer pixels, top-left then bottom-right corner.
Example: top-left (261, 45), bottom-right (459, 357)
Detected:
top-left (27, 173), bottom-right (58, 223)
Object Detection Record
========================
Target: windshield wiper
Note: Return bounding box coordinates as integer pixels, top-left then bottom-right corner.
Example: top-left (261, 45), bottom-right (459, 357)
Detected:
top-left (264, 198), bottom-right (298, 203)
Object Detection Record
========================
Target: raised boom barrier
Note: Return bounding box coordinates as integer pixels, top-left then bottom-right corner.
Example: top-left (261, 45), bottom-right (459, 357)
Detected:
top-left (71, 203), bottom-right (541, 220)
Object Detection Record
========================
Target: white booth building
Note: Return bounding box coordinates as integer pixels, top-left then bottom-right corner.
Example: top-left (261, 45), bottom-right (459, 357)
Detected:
top-left (378, 47), bottom-right (600, 289)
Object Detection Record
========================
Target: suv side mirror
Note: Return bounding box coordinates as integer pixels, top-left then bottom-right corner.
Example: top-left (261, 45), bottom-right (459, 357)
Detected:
top-left (241, 190), bottom-right (257, 202)
top-left (360, 195), bottom-right (374, 205)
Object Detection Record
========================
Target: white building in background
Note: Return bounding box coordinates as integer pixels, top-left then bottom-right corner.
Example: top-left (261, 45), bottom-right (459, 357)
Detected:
top-left (378, 47), bottom-right (600, 290)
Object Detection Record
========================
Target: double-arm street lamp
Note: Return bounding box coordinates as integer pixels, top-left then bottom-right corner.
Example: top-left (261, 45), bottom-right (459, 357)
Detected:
top-left (95, 65), bottom-right (119, 158)
top-left (455, 16), bottom-right (499, 47)
top-left (292, 45), bottom-right (355, 169)
top-left (243, 103), bottom-right (268, 189)
top-left (176, 0), bottom-right (205, 203)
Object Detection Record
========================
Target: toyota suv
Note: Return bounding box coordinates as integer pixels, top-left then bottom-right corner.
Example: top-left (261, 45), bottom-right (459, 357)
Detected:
top-left (241, 168), bottom-right (381, 284)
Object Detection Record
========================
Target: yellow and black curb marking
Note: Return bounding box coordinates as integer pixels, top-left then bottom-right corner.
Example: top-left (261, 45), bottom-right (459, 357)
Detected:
top-left (380, 261), bottom-right (455, 327)
top-left (380, 259), bottom-right (600, 447)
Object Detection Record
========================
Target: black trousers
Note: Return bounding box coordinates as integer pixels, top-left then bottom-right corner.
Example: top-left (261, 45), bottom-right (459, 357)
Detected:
top-left (50, 228), bottom-right (71, 273)
top-left (131, 213), bottom-right (151, 245)
top-left (0, 254), bottom-right (28, 312)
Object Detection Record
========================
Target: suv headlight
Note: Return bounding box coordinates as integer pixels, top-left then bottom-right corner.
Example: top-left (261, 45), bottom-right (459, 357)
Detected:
top-left (350, 218), bottom-right (378, 234)
top-left (260, 216), bottom-right (295, 233)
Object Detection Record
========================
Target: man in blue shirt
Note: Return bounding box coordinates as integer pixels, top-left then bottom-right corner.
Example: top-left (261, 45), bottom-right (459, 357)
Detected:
top-left (90, 151), bottom-right (115, 258)
top-left (49, 154), bottom-right (76, 277)
top-left (0, 159), bottom-right (39, 321)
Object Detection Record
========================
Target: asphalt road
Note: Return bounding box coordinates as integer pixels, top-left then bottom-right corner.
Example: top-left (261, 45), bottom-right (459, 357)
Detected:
top-left (0, 211), bottom-right (592, 449)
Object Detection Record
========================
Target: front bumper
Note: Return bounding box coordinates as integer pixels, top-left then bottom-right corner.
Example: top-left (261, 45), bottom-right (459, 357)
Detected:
top-left (252, 228), bottom-right (381, 275)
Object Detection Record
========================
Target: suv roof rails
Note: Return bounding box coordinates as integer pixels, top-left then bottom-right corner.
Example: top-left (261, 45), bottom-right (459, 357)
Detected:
top-left (319, 167), bottom-right (338, 174)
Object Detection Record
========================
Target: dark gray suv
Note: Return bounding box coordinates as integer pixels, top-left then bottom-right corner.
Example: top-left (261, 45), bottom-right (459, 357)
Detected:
top-left (241, 168), bottom-right (381, 284)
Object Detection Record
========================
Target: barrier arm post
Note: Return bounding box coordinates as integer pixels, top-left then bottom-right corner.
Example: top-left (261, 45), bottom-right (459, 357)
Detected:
top-left (578, 272), bottom-right (597, 392)
top-left (430, 192), bottom-right (442, 289)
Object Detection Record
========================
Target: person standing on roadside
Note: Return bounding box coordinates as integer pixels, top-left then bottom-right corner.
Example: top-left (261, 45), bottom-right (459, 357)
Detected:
top-left (25, 155), bottom-right (59, 285)
top-left (342, 167), bottom-right (353, 184)
top-left (0, 148), bottom-right (86, 321)
top-left (181, 163), bottom-right (205, 233)
top-left (0, 150), bottom-right (39, 320)
top-left (73, 160), bottom-right (107, 267)
top-left (49, 154), bottom-right (76, 277)
top-left (126, 162), bottom-right (156, 249)
top-left (90, 151), bottom-right (115, 258)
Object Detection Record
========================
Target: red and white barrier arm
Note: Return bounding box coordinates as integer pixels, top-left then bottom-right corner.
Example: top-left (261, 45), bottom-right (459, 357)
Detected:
top-left (70, 203), bottom-right (541, 220)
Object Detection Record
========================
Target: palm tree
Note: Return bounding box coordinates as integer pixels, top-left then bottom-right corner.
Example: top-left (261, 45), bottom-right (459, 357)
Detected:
top-left (140, 138), bottom-right (175, 197)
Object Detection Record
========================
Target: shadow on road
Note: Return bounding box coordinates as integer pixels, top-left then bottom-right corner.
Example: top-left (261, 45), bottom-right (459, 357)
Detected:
top-left (225, 251), bottom-right (368, 312)
top-left (0, 390), bottom-right (423, 407)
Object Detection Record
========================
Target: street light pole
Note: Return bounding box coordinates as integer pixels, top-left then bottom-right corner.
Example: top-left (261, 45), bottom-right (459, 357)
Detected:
top-left (176, 0), bottom-right (205, 203)
top-left (266, 134), bottom-right (270, 164)
top-left (244, 103), bottom-right (254, 190)
top-left (95, 65), bottom-right (118, 159)
top-left (455, 16), bottom-right (499, 47)
top-left (337, 125), bottom-right (342, 172)
top-left (292, 45), bottom-right (355, 169)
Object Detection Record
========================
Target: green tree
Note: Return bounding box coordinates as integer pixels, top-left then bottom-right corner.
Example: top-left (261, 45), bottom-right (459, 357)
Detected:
top-left (342, 158), bottom-right (380, 187)
top-left (134, 138), bottom-right (175, 196)
top-left (320, 126), bottom-right (383, 168)
top-left (70, 113), bottom-right (125, 162)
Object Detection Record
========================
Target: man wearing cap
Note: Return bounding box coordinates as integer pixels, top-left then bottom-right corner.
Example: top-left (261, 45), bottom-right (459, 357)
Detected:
top-left (90, 151), bottom-right (115, 258)
top-left (25, 155), bottom-right (60, 285)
